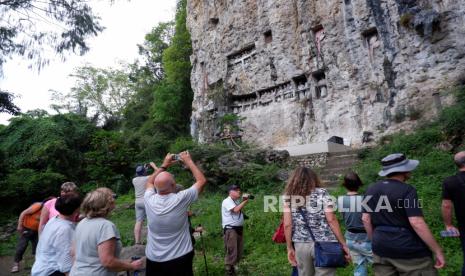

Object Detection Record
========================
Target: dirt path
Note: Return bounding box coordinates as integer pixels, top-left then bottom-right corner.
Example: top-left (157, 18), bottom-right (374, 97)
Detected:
top-left (0, 254), bottom-right (33, 276)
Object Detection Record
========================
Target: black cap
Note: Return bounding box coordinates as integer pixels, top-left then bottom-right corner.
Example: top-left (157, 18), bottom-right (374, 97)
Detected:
top-left (135, 165), bottom-right (146, 176)
top-left (228, 184), bottom-right (241, 192)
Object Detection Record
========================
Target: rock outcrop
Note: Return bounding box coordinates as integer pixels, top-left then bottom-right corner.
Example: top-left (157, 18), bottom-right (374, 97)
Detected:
top-left (187, 0), bottom-right (465, 148)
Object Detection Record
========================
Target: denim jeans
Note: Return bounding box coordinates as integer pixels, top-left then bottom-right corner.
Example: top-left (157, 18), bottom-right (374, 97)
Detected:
top-left (460, 227), bottom-right (465, 276)
top-left (345, 233), bottom-right (373, 276)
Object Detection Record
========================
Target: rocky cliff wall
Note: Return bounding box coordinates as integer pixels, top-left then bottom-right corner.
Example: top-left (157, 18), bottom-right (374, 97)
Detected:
top-left (187, 0), bottom-right (465, 148)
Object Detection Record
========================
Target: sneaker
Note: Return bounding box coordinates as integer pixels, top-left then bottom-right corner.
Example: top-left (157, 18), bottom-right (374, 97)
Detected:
top-left (225, 265), bottom-right (236, 276)
top-left (11, 263), bottom-right (19, 273)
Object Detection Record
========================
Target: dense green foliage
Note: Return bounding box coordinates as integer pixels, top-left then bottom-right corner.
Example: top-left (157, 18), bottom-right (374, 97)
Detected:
top-left (120, 0), bottom-right (193, 161)
top-left (151, 0), bottom-right (193, 142)
top-left (0, 113), bottom-right (135, 222)
top-left (0, 0), bottom-right (197, 221)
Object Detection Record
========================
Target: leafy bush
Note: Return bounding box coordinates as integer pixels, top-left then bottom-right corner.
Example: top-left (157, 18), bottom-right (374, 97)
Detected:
top-left (0, 169), bottom-right (65, 205)
top-left (84, 130), bottom-right (135, 192)
top-left (439, 86), bottom-right (465, 141)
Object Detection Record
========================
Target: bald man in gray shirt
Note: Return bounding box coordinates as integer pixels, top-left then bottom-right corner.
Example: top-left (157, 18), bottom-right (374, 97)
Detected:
top-left (144, 151), bottom-right (206, 275)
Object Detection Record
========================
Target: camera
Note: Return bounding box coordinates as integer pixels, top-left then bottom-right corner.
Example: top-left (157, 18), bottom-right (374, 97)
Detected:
top-left (243, 193), bottom-right (254, 200)
top-left (172, 154), bottom-right (181, 161)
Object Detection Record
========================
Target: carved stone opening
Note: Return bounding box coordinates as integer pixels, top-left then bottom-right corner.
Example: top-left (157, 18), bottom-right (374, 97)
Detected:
top-left (362, 27), bottom-right (380, 62)
top-left (375, 89), bottom-right (385, 103)
top-left (227, 44), bottom-right (257, 68)
top-left (264, 30), bottom-right (273, 44)
top-left (432, 92), bottom-right (442, 113)
top-left (230, 93), bottom-right (258, 113)
top-left (362, 131), bottom-right (374, 143)
top-left (312, 70), bottom-right (327, 99)
top-left (312, 25), bottom-right (325, 56)
top-left (292, 75), bottom-right (309, 99)
top-left (209, 18), bottom-right (219, 26)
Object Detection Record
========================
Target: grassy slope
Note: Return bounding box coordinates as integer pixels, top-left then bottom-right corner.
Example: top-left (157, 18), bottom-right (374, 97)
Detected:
top-left (109, 126), bottom-right (465, 275)
top-left (1, 169), bottom-right (462, 275)
top-left (2, 88), bottom-right (465, 275)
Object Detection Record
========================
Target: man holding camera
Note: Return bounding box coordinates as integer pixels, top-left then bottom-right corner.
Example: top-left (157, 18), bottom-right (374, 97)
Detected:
top-left (144, 151), bottom-right (206, 275)
top-left (132, 164), bottom-right (149, 245)
top-left (222, 184), bottom-right (251, 276)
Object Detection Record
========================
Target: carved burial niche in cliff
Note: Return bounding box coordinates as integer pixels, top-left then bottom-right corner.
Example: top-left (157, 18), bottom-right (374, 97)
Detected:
top-left (312, 70), bottom-right (327, 99)
top-left (227, 44), bottom-right (257, 68)
top-left (257, 82), bottom-right (293, 105)
top-left (264, 30), bottom-right (273, 44)
top-left (209, 17), bottom-right (219, 26)
top-left (293, 75), bottom-right (309, 99)
top-left (312, 24), bottom-right (325, 57)
top-left (362, 27), bottom-right (380, 63)
top-left (230, 92), bottom-right (258, 113)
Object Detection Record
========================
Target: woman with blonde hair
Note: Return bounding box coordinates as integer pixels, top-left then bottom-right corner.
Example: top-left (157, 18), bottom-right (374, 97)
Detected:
top-left (283, 167), bottom-right (350, 276)
top-left (70, 187), bottom-right (143, 276)
top-left (39, 182), bottom-right (79, 235)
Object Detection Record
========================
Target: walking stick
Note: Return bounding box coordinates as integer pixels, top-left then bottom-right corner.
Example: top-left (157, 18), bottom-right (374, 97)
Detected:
top-left (198, 224), bottom-right (209, 276)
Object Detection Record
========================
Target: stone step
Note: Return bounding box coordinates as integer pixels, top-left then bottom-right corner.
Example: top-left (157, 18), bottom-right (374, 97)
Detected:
top-left (328, 154), bottom-right (359, 160)
top-left (320, 176), bottom-right (342, 184)
top-left (321, 180), bottom-right (341, 189)
top-left (328, 151), bottom-right (360, 158)
top-left (320, 166), bottom-right (357, 175)
top-left (325, 158), bottom-right (359, 167)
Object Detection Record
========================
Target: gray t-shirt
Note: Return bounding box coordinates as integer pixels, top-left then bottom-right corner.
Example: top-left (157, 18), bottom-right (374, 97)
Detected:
top-left (144, 186), bottom-right (198, 262)
top-left (338, 195), bottom-right (365, 230)
top-left (70, 217), bottom-right (122, 276)
top-left (133, 176), bottom-right (149, 204)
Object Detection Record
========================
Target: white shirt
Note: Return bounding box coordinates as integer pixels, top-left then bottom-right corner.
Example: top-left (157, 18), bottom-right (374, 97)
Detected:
top-left (31, 216), bottom-right (75, 276)
top-left (222, 196), bottom-right (244, 228)
top-left (144, 186), bottom-right (198, 262)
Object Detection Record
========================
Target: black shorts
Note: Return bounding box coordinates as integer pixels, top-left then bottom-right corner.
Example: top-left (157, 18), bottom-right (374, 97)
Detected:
top-left (146, 251), bottom-right (194, 276)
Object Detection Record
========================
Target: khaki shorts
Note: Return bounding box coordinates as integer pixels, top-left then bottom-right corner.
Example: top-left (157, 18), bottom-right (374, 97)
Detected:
top-left (373, 254), bottom-right (437, 276)
top-left (135, 202), bottom-right (146, 221)
top-left (294, 242), bottom-right (336, 276)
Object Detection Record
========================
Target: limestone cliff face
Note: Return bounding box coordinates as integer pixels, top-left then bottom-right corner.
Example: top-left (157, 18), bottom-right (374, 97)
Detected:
top-left (187, 0), bottom-right (465, 148)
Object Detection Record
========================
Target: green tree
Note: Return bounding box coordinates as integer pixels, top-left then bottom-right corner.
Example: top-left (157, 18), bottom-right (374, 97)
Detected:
top-left (122, 17), bottom-right (183, 159)
top-left (122, 0), bottom-right (194, 159)
top-left (162, 0), bottom-right (192, 86)
top-left (0, 90), bottom-right (20, 114)
top-left (52, 65), bottom-right (135, 128)
top-left (137, 21), bottom-right (175, 81)
top-left (0, 112), bottom-right (96, 178)
top-left (84, 130), bottom-right (135, 193)
top-left (151, 0), bottom-right (193, 138)
top-left (0, 112), bottom-right (96, 213)
top-left (0, 0), bottom-right (107, 115)
top-left (0, 0), bottom-right (104, 71)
